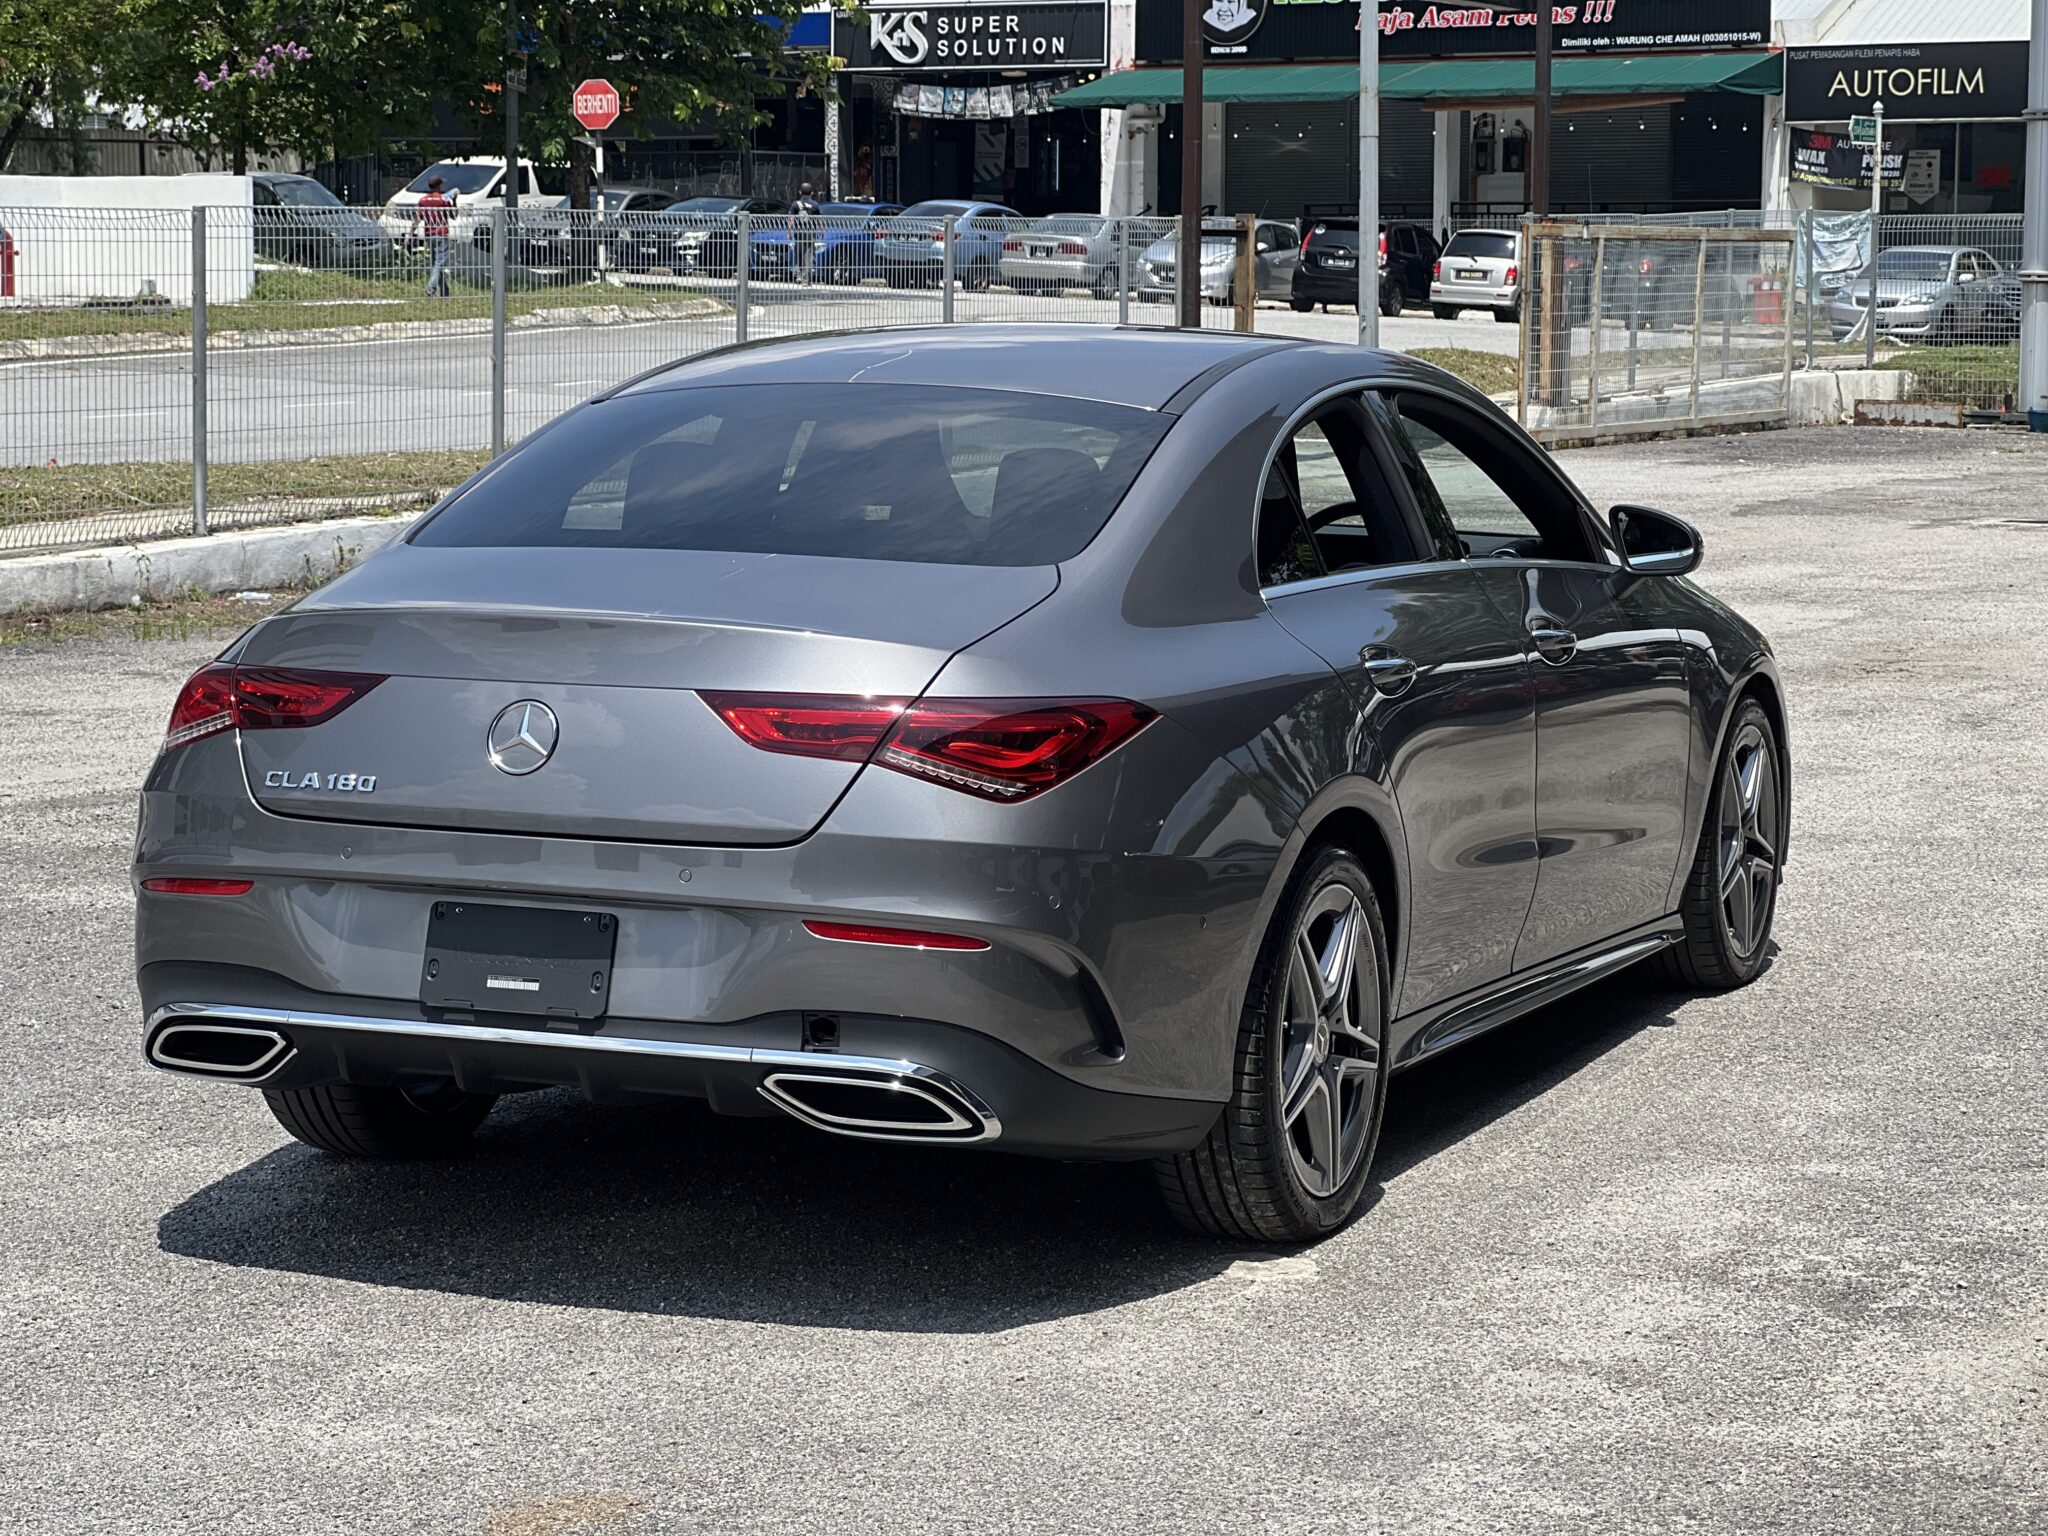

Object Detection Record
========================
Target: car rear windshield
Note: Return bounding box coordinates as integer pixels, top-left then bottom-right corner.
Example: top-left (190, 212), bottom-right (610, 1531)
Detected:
top-left (407, 163), bottom-right (499, 195)
top-left (1036, 216), bottom-right (1107, 235)
top-left (1305, 223), bottom-right (1360, 248)
top-left (1443, 232), bottom-right (1516, 261)
top-left (412, 384), bottom-right (1172, 567)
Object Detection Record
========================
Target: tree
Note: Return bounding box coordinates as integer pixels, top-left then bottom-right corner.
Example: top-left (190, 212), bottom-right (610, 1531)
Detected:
top-left (0, 0), bottom-right (135, 170)
top-left (443, 0), bottom-right (842, 207)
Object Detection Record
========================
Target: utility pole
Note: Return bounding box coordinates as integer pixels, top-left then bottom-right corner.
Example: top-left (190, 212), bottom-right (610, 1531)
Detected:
top-left (1866, 99), bottom-right (1884, 369)
top-left (2021, 0), bottom-right (2047, 429)
top-left (1358, 0), bottom-right (1380, 346)
top-left (1530, 2), bottom-right (1551, 218)
top-left (1178, 0), bottom-right (1205, 329)
top-left (504, 0), bottom-right (521, 212)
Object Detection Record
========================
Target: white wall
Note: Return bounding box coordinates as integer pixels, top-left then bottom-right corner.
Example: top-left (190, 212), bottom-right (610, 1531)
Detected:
top-left (0, 175), bottom-right (255, 305)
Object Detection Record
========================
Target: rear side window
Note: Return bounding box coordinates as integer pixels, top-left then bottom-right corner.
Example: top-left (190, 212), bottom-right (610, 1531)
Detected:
top-left (1307, 223), bottom-right (1360, 250)
top-left (413, 385), bottom-right (1171, 567)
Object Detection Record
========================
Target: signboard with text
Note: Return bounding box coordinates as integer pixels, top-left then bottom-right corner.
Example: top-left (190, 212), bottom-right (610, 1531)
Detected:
top-left (1139, 0), bottom-right (1769, 63)
top-left (836, 0), bottom-right (1108, 70)
top-left (1784, 41), bottom-right (2029, 123)
top-left (1789, 130), bottom-right (1904, 191)
top-left (572, 79), bottom-right (621, 131)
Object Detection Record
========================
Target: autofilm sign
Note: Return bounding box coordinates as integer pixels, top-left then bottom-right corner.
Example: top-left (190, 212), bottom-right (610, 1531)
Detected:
top-left (1140, 0), bottom-right (1767, 61)
top-left (1789, 129), bottom-right (1905, 190)
top-left (836, 0), bottom-right (1108, 70)
top-left (1784, 41), bottom-right (2030, 122)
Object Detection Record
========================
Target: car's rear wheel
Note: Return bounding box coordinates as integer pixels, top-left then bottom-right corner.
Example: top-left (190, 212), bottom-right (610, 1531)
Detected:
top-left (1380, 284), bottom-right (1403, 318)
top-left (264, 1079), bottom-right (496, 1158)
top-left (1156, 847), bottom-right (1389, 1243)
top-left (1431, 304), bottom-right (1456, 320)
top-left (1289, 295), bottom-right (1313, 313)
top-left (1659, 698), bottom-right (1785, 990)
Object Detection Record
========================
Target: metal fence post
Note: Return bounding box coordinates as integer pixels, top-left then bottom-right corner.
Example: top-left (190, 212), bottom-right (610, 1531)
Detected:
top-left (1516, 228), bottom-right (1534, 429)
top-left (1587, 236), bottom-right (1605, 429)
top-left (191, 207), bottom-right (208, 536)
top-left (734, 212), bottom-right (750, 344)
top-left (942, 216), bottom-right (957, 322)
top-left (1802, 207), bottom-right (1816, 369)
top-left (490, 204), bottom-right (507, 457)
top-left (1688, 239), bottom-right (1708, 423)
top-left (1118, 219), bottom-right (1130, 325)
top-left (1234, 213), bottom-right (1255, 333)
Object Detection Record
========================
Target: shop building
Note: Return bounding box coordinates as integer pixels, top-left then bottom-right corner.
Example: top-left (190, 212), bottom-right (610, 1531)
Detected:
top-left (1058, 0), bottom-right (1786, 230)
top-left (831, 0), bottom-right (1113, 211)
top-left (1774, 0), bottom-right (2030, 215)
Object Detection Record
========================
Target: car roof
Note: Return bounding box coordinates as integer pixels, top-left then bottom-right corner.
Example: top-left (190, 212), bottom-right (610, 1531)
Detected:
top-left (1887, 245), bottom-right (1972, 255)
top-left (610, 325), bottom-right (1301, 411)
top-left (1447, 227), bottom-right (1517, 238)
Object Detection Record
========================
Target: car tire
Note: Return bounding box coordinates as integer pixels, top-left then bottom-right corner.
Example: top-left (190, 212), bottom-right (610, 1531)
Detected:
top-left (1431, 305), bottom-right (1456, 320)
top-left (1155, 846), bottom-right (1390, 1244)
top-left (826, 251), bottom-right (852, 285)
top-left (264, 1079), bottom-right (497, 1158)
top-left (1380, 286), bottom-right (1402, 318)
top-left (1094, 268), bottom-right (1122, 301)
top-left (1289, 295), bottom-right (1313, 313)
top-left (1494, 300), bottom-right (1520, 324)
top-left (1657, 698), bottom-right (1785, 991)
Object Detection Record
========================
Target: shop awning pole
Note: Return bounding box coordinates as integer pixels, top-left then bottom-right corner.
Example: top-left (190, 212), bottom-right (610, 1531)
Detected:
top-left (1179, 0), bottom-right (1205, 329)
top-left (1359, 0), bottom-right (1381, 346)
top-left (2022, 0), bottom-right (2048, 429)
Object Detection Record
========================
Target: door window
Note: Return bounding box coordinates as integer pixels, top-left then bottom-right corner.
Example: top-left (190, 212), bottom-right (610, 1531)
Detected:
top-left (1371, 392), bottom-right (1597, 564)
top-left (1256, 401), bottom-right (1420, 588)
top-left (1256, 223), bottom-right (1286, 253)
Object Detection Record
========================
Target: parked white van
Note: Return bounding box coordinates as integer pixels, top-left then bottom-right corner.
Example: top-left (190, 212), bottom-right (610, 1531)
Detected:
top-left (380, 158), bottom-right (565, 244)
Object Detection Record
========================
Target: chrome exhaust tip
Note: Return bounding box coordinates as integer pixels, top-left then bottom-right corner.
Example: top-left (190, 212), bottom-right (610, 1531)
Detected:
top-left (758, 1064), bottom-right (999, 1144)
top-left (147, 1021), bottom-right (294, 1082)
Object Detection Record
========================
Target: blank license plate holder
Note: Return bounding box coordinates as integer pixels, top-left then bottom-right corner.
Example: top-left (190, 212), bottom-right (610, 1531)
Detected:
top-left (420, 901), bottom-right (617, 1021)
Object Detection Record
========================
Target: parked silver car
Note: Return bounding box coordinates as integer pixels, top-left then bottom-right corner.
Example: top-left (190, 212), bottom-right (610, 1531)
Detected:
top-left (1826, 245), bottom-right (2019, 345)
top-left (1429, 228), bottom-right (1522, 322)
top-left (1136, 218), bottom-right (1299, 306)
top-left (999, 214), bottom-right (1169, 298)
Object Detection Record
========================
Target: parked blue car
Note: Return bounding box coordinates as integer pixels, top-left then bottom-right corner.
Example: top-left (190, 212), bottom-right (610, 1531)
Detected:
top-left (875, 199), bottom-right (1022, 290)
top-left (747, 201), bottom-right (904, 284)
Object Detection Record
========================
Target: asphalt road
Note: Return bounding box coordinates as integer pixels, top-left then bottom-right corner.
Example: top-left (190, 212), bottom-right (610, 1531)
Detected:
top-left (0, 284), bottom-right (1521, 470)
top-left (3, 427), bottom-right (2044, 1534)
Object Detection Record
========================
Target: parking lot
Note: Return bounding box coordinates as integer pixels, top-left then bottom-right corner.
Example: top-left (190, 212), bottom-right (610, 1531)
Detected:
top-left (2, 426), bottom-right (2043, 1534)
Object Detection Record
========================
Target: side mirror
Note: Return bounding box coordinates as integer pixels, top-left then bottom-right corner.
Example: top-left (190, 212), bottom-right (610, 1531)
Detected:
top-left (1611, 504), bottom-right (1703, 577)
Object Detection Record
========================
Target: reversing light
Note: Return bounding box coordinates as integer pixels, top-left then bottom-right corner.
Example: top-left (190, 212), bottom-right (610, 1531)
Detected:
top-left (162, 663), bottom-right (386, 755)
top-left (141, 877), bottom-right (254, 895)
top-left (1506, 264), bottom-right (1519, 285)
top-left (802, 920), bottom-right (990, 951)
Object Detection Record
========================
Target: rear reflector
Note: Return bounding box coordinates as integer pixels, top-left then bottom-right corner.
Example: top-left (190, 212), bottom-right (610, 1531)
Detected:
top-left (698, 693), bottom-right (908, 761)
top-left (701, 693), bottom-right (1158, 802)
top-left (162, 662), bottom-right (385, 755)
top-left (803, 920), bottom-right (989, 951)
top-left (141, 877), bottom-right (253, 896)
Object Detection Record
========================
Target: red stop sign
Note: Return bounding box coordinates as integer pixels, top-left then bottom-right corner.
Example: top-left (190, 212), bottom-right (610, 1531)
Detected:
top-left (573, 79), bottom-right (621, 132)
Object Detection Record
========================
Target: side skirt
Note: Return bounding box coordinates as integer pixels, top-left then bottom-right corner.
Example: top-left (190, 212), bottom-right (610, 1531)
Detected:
top-left (1388, 918), bottom-right (1682, 1069)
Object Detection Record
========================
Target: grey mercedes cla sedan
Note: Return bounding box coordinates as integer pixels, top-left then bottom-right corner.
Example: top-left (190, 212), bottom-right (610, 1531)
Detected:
top-left (137, 325), bottom-right (1787, 1242)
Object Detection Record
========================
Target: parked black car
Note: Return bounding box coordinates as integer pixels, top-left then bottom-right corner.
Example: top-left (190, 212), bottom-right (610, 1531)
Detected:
top-left (509, 187), bottom-right (678, 275)
top-left (1290, 218), bottom-right (1438, 317)
top-left (251, 173), bottom-right (392, 269)
top-left (627, 196), bottom-right (786, 277)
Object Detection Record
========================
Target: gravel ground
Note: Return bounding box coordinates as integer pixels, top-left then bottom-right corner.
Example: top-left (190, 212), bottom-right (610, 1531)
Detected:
top-left (2, 426), bottom-right (2043, 1535)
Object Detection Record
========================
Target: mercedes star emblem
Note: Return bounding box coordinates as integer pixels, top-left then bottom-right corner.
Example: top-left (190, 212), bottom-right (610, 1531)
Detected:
top-left (487, 700), bottom-right (560, 776)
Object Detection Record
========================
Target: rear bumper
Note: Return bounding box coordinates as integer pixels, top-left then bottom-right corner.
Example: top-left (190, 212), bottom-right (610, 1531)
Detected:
top-left (1292, 267), bottom-right (1364, 303)
top-left (1430, 280), bottom-right (1517, 309)
top-left (1001, 256), bottom-right (1096, 287)
top-left (141, 964), bottom-right (1222, 1159)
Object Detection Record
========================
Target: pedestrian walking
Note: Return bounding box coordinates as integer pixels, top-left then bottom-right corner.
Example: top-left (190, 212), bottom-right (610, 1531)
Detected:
top-left (411, 176), bottom-right (455, 299)
top-left (789, 182), bottom-right (821, 286)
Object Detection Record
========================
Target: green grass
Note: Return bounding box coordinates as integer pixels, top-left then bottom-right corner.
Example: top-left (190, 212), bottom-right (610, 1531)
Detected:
top-left (1872, 344), bottom-right (2020, 413)
top-left (0, 266), bottom-right (709, 344)
top-left (0, 450), bottom-right (488, 526)
top-left (2, 587), bottom-right (297, 646)
top-left (1410, 347), bottom-right (1521, 399)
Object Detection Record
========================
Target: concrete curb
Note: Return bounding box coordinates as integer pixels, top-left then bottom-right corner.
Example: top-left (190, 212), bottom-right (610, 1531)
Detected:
top-left (0, 296), bottom-right (726, 362)
top-left (1787, 368), bottom-right (1912, 425)
top-left (0, 512), bottom-right (414, 615)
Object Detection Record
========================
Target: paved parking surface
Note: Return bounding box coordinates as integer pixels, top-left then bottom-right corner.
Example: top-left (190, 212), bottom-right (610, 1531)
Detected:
top-left (2, 428), bottom-right (2044, 1534)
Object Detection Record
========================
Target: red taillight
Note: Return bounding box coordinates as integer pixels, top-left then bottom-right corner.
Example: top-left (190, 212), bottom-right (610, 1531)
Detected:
top-left (1432, 259), bottom-right (1441, 280)
top-left (701, 693), bottom-right (1157, 801)
top-left (1638, 257), bottom-right (1654, 275)
top-left (1505, 264), bottom-right (1518, 285)
top-left (1058, 240), bottom-right (1087, 257)
top-left (877, 698), bottom-right (1156, 801)
top-left (1003, 239), bottom-right (1022, 252)
top-left (162, 663), bottom-right (384, 754)
top-left (141, 877), bottom-right (253, 896)
top-left (698, 692), bottom-right (908, 761)
top-left (802, 920), bottom-right (989, 951)
top-left (1300, 230), bottom-right (1311, 257)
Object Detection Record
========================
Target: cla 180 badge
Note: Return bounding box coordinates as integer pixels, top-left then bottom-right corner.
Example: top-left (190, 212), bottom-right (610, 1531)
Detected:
top-left (263, 770), bottom-right (378, 792)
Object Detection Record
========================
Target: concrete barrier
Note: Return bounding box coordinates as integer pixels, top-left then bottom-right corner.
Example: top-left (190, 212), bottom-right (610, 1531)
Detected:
top-left (1787, 369), bottom-right (1911, 425)
top-left (0, 512), bottom-right (413, 615)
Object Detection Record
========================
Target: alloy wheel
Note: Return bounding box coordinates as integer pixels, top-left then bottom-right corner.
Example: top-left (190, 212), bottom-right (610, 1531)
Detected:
top-left (1717, 722), bottom-right (1780, 960)
top-left (1278, 883), bottom-right (1382, 1199)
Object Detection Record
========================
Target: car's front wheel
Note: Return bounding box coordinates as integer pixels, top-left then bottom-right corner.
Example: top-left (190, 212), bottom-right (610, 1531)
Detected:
top-left (1157, 846), bottom-right (1389, 1242)
top-left (1659, 697), bottom-right (1785, 989)
top-left (264, 1079), bottom-right (496, 1158)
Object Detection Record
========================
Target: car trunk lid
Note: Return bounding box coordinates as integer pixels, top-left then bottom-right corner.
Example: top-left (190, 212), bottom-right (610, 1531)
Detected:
top-left (235, 548), bottom-right (1055, 846)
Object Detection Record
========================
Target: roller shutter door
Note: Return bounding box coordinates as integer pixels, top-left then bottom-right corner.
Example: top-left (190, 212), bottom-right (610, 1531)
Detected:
top-left (1224, 99), bottom-right (1438, 224)
top-left (1551, 105), bottom-right (1674, 213)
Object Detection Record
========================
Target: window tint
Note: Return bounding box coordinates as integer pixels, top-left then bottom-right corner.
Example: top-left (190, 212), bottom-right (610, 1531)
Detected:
top-left (407, 162), bottom-right (500, 195)
top-left (413, 385), bottom-right (1170, 567)
top-left (1373, 392), bottom-right (1594, 563)
top-left (1443, 231), bottom-right (1517, 261)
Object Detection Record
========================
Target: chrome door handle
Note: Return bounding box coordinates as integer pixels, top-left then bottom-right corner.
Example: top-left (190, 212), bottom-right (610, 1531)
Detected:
top-left (1360, 646), bottom-right (1418, 697)
top-left (1529, 625), bottom-right (1578, 665)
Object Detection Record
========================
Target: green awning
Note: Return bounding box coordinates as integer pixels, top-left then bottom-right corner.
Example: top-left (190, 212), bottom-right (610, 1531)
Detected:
top-left (1052, 51), bottom-right (1782, 109)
